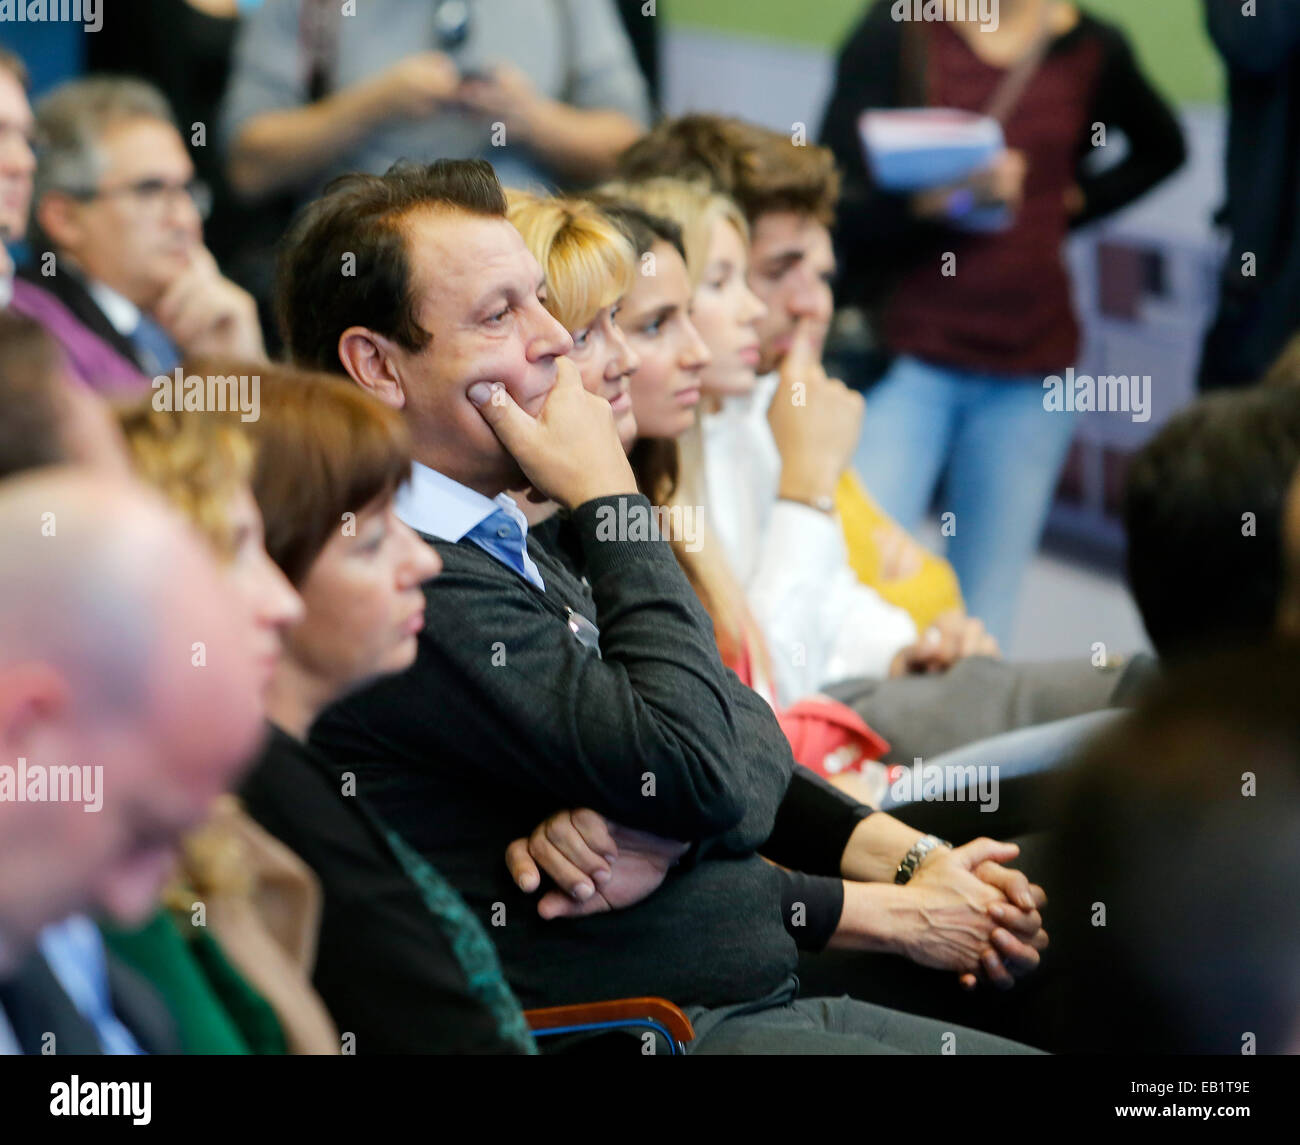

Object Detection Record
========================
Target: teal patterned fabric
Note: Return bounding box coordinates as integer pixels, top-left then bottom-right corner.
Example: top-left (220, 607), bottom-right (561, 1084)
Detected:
top-left (379, 826), bottom-right (537, 1054)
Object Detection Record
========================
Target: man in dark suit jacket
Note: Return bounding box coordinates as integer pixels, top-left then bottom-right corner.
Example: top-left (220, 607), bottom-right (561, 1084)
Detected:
top-left (22, 75), bottom-right (265, 394)
top-left (277, 157), bottom-right (1048, 1053)
top-left (0, 471), bottom-right (267, 1047)
top-left (0, 923), bottom-right (178, 1055)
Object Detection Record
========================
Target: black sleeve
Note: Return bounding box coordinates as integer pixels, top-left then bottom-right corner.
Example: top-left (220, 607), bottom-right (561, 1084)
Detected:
top-left (568, 494), bottom-right (797, 851)
top-left (239, 742), bottom-right (527, 1054)
top-left (1204, 0), bottom-right (1300, 74)
top-left (761, 769), bottom-right (875, 876)
top-left (1071, 21), bottom-right (1187, 229)
top-left (817, 3), bottom-right (948, 302)
top-left (778, 871), bottom-right (844, 953)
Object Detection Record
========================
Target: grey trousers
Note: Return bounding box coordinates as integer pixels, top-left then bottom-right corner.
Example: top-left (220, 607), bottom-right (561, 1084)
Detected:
top-left (825, 654), bottom-right (1154, 765)
top-left (685, 978), bottom-right (1042, 1055)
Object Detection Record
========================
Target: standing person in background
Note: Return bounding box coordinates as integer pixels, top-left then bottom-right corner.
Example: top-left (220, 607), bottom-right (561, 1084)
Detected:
top-left (222, 0), bottom-right (650, 204)
top-left (820, 0), bottom-right (1185, 645)
top-left (1198, 0), bottom-right (1300, 390)
top-left (612, 0), bottom-right (661, 113)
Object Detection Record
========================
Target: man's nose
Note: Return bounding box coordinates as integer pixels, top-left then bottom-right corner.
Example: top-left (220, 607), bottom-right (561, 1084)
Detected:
top-left (529, 303), bottom-right (574, 361)
top-left (789, 271), bottom-right (827, 320)
top-left (163, 189), bottom-right (203, 236)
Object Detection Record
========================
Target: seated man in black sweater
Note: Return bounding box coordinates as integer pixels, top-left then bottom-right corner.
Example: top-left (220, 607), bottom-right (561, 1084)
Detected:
top-left (277, 158), bottom-right (1046, 1053)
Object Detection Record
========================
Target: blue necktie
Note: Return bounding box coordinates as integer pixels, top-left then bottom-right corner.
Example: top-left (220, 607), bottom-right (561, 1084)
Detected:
top-left (128, 315), bottom-right (181, 376)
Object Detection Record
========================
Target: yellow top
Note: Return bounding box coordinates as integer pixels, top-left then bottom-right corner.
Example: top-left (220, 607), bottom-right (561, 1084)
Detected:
top-left (836, 469), bottom-right (963, 631)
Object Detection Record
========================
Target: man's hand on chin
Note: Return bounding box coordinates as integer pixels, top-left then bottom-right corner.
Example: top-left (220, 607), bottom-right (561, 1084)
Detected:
top-left (153, 245), bottom-right (266, 363)
top-left (469, 357), bottom-right (638, 509)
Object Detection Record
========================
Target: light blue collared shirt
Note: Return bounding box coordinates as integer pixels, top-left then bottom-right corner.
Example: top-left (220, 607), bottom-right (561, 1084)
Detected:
top-left (394, 462), bottom-right (545, 591)
top-left (39, 915), bottom-right (144, 1055)
top-left (0, 1002), bottom-right (20, 1056)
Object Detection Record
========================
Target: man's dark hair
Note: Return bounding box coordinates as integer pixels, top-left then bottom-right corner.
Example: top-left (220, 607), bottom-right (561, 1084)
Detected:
top-left (588, 196), bottom-right (684, 261)
top-left (1124, 386), bottom-right (1300, 659)
top-left (1045, 644), bottom-right (1300, 1053)
top-left (276, 158), bottom-right (507, 374)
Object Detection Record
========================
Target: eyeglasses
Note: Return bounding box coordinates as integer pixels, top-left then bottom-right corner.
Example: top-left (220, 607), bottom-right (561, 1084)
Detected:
top-left (63, 176), bottom-right (213, 221)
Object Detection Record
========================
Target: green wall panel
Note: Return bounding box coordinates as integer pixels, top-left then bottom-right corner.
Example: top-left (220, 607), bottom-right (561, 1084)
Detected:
top-left (663, 0), bottom-right (1225, 105)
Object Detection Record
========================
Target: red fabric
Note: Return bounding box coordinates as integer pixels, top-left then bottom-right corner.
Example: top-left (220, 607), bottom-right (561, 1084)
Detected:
top-left (883, 22), bottom-right (1105, 375)
top-left (729, 643), bottom-right (890, 778)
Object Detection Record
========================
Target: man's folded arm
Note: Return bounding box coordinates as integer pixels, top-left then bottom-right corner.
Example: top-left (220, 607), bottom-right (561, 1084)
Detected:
top-left (777, 870), bottom-right (844, 953)
top-left (761, 768), bottom-right (877, 875)
top-left (387, 498), bottom-right (791, 839)
top-left (565, 494), bottom-right (795, 843)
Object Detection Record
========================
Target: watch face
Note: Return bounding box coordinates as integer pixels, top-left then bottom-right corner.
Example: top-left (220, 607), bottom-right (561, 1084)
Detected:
top-left (434, 0), bottom-right (471, 49)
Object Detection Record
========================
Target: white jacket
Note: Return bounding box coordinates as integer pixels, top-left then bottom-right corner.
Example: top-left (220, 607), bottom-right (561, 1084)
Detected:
top-left (701, 373), bottom-right (918, 705)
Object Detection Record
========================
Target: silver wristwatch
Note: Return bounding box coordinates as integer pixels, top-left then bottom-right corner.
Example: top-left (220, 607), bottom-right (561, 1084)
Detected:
top-left (894, 834), bottom-right (951, 885)
top-left (781, 493), bottom-right (836, 514)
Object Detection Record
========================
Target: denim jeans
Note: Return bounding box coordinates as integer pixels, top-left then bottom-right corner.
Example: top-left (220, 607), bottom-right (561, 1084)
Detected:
top-left (853, 354), bottom-right (1078, 645)
top-left (878, 710), bottom-right (1123, 813)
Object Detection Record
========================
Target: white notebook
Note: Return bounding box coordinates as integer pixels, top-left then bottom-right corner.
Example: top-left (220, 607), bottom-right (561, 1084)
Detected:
top-left (859, 108), bottom-right (1004, 192)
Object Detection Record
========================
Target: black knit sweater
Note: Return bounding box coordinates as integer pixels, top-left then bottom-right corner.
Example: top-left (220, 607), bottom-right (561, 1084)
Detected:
top-left (312, 494), bottom-right (867, 1009)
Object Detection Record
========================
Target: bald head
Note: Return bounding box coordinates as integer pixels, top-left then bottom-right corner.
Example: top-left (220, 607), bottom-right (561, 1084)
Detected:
top-left (0, 469), bottom-right (265, 973)
top-left (0, 471), bottom-right (170, 706)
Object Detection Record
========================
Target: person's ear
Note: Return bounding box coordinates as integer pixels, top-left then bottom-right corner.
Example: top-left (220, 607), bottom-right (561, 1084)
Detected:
top-left (34, 191), bottom-right (84, 255)
top-left (338, 326), bottom-right (407, 410)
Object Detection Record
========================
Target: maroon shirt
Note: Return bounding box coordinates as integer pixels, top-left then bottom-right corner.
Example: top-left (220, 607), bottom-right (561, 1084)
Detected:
top-left (882, 23), bottom-right (1104, 375)
top-left (823, 10), bottom-right (1185, 371)
top-left (878, 22), bottom-right (1102, 374)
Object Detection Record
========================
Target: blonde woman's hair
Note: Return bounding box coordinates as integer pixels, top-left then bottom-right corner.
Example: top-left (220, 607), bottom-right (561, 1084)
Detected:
top-left (506, 189), bottom-right (637, 331)
top-left (608, 178), bottom-right (770, 680)
top-left (116, 404), bottom-right (259, 903)
top-left (117, 402), bottom-right (253, 562)
top-left (598, 176), bottom-right (748, 288)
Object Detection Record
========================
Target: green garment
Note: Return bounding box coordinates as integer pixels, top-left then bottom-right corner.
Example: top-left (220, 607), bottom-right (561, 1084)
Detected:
top-left (102, 910), bottom-right (287, 1055)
